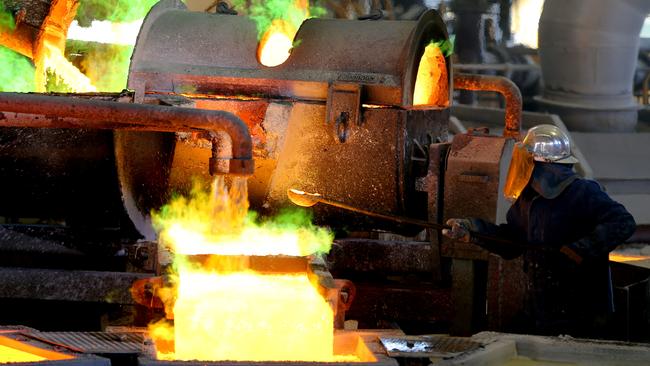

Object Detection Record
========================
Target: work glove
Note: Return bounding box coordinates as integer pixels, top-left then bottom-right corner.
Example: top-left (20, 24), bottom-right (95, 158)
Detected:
top-left (442, 218), bottom-right (472, 243)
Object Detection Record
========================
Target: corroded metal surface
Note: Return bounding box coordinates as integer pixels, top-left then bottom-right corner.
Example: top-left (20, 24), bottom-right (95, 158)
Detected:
top-left (442, 132), bottom-right (512, 260)
top-left (3, 0), bottom-right (54, 29)
top-left (344, 283), bottom-right (452, 327)
top-left (0, 268), bottom-right (151, 304)
top-left (487, 255), bottom-right (526, 331)
top-left (129, 2), bottom-right (450, 107)
top-left (0, 92), bottom-right (254, 176)
top-left (453, 73), bottom-right (522, 139)
top-left (328, 239), bottom-right (434, 273)
top-left (442, 130), bottom-right (516, 335)
top-left (264, 104), bottom-right (447, 228)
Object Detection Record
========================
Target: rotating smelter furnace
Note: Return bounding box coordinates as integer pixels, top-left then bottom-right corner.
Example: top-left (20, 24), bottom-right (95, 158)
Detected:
top-left (118, 0), bottom-right (451, 238)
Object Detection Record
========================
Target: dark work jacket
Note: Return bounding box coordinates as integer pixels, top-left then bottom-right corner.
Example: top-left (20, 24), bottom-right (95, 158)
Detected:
top-left (470, 163), bottom-right (636, 336)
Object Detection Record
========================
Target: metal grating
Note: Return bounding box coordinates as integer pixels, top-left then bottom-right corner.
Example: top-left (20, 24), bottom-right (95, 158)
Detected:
top-left (27, 332), bottom-right (145, 354)
top-left (379, 335), bottom-right (481, 358)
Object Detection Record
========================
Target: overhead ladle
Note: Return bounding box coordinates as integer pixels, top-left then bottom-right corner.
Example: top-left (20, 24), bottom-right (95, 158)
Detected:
top-left (287, 188), bottom-right (541, 250)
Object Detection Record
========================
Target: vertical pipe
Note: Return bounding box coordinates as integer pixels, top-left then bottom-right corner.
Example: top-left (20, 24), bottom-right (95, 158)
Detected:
top-left (537, 0), bottom-right (650, 131)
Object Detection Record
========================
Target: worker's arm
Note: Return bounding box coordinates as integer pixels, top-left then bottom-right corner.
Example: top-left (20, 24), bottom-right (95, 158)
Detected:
top-left (561, 181), bottom-right (636, 264)
top-left (443, 218), bottom-right (523, 259)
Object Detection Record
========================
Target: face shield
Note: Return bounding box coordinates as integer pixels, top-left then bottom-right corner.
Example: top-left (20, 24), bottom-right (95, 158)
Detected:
top-left (503, 142), bottom-right (534, 201)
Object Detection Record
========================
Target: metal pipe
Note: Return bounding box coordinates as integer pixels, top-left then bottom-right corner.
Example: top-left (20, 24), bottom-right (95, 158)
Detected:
top-left (453, 73), bottom-right (522, 139)
top-left (453, 63), bottom-right (539, 72)
top-left (537, 0), bottom-right (650, 131)
top-left (0, 92), bottom-right (254, 176)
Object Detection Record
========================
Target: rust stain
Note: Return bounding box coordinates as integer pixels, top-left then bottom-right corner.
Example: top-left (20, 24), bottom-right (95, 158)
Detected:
top-left (454, 73), bottom-right (522, 139)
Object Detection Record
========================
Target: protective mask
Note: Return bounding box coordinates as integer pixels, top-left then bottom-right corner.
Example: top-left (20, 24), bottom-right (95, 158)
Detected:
top-left (503, 142), bottom-right (534, 201)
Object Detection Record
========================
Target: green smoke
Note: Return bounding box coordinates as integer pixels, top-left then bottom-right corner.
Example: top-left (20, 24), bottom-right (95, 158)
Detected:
top-left (152, 179), bottom-right (334, 257)
top-left (66, 40), bottom-right (133, 91)
top-left (75, 0), bottom-right (160, 26)
top-left (0, 46), bottom-right (34, 92)
top-left (231, 0), bottom-right (326, 38)
top-left (432, 39), bottom-right (454, 57)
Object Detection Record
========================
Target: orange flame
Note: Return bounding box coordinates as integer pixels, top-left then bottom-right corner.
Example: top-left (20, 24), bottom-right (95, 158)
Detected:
top-left (609, 253), bottom-right (650, 263)
top-left (413, 42), bottom-right (449, 107)
top-left (35, 41), bottom-right (97, 92)
top-left (148, 178), bottom-right (356, 361)
top-left (256, 0), bottom-right (310, 67)
top-left (257, 19), bottom-right (296, 67)
top-left (0, 336), bottom-right (74, 363)
top-left (29, 0), bottom-right (96, 92)
top-left (165, 269), bottom-right (335, 361)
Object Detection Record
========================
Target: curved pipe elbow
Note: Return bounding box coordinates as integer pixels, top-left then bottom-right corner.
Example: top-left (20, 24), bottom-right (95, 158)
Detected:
top-left (202, 110), bottom-right (255, 176)
top-left (453, 73), bottom-right (523, 139)
top-left (0, 92), bottom-right (255, 176)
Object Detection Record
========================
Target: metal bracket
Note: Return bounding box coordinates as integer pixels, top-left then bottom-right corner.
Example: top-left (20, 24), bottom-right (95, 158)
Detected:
top-left (326, 82), bottom-right (361, 143)
top-left (467, 127), bottom-right (490, 136)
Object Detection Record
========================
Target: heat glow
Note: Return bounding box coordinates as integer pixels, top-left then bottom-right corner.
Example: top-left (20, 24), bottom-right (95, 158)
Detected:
top-left (171, 270), bottom-right (334, 361)
top-left (0, 336), bottom-right (74, 363)
top-left (67, 19), bottom-right (142, 46)
top-left (258, 19), bottom-right (296, 67)
top-left (413, 42), bottom-right (449, 107)
top-left (37, 42), bottom-right (97, 92)
top-left (255, 0), bottom-right (314, 67)
top-left (149, 177), bottom-right (345, 361)
top-left (609, 253), bottom-right (650, 263)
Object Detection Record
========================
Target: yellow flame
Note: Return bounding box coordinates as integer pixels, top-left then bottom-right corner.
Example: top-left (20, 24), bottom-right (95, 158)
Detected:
top-left (170, 270), bottom-right (334, 361)
top-left (156, 177), bottom-right (332, 256)
top-left (0, 345), bottom-right (47, 363)
top-left (258, 19), bottom-right (296, 67)
top-left (148, 177), bottom-right (347, 361)
top-left (609, 253), bottom-right (650, 263)
top-left (413, 42), bottom-right (448, 107)
top-left (0, 336), bottom-right (74, 363)
top-left (36, 42), bottom-right (97, 92)
top-left (67, 19), bottom-right (142, 46)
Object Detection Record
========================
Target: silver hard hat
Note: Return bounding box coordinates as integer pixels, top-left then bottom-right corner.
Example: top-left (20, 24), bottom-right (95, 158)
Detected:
top-left (522, 125), bottom-right (578, 164)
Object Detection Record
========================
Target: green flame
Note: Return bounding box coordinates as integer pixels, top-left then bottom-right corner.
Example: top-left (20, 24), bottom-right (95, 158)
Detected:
top-left (231, 0), bottom-right (326, 39)
top-left (152, 178), bottom-right (333, 257)
top-left (431, 39), bottom-right (454, 57)
top-left (0, 47), bottom-right (34, 92)
top-left (66, 40), bottom-right (133, 92)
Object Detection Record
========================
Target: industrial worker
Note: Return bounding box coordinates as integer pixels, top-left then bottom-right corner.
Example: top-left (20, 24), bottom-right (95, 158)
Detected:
top-left (442, 124), bottom-right (636, 338)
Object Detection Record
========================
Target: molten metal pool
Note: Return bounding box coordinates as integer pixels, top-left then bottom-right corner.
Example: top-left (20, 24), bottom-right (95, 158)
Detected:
top-left (147, 177), bottom-right (365, 362)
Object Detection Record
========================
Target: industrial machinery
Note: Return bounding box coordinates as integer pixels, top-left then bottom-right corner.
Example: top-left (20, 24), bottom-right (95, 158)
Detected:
top-left (3, 2), bottom-right (649, 366)
top-left (0, 0), bottom-right (528, 336)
